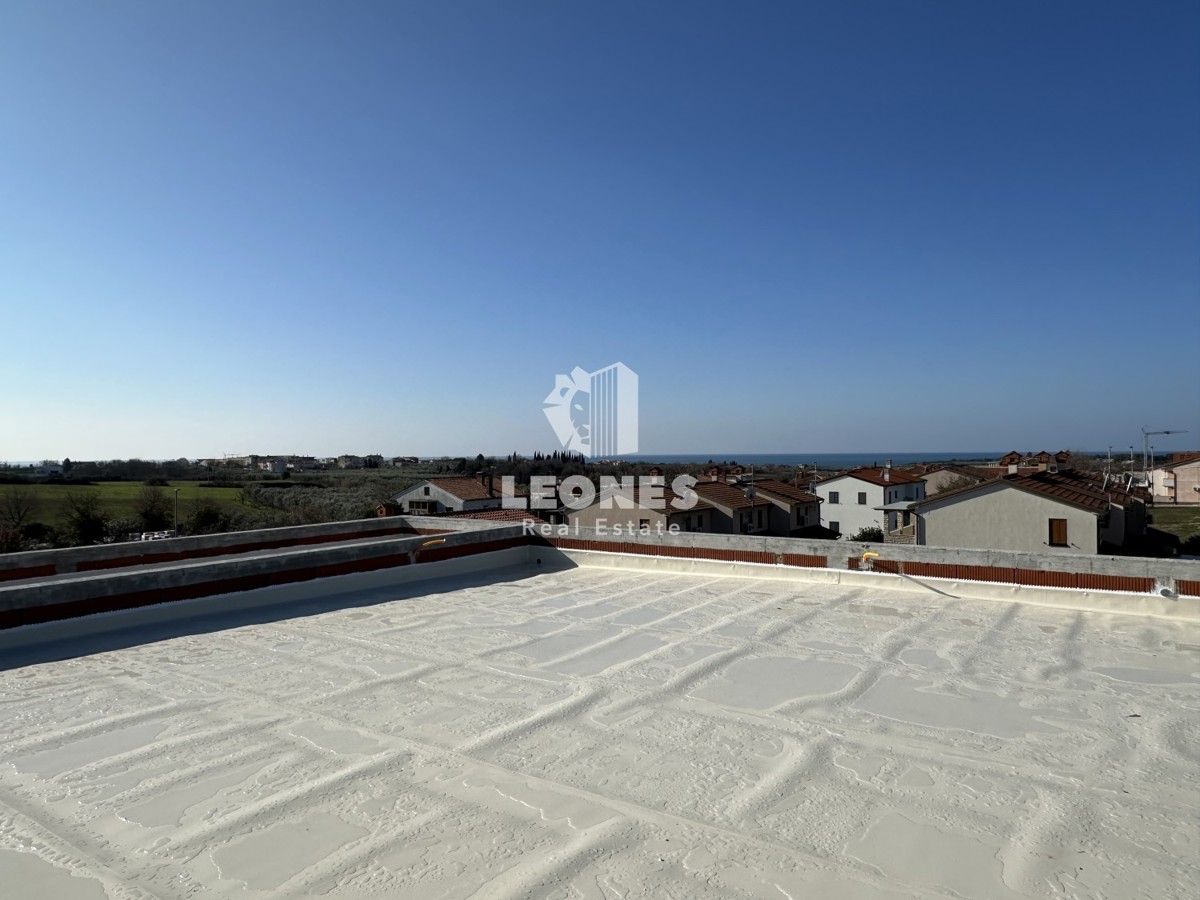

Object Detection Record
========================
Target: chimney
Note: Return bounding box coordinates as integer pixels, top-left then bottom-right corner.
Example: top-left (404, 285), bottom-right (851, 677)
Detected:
top-left (883, 468), bottom-right (890, 482)
top-left (486, 470), bottom-right (495, 496)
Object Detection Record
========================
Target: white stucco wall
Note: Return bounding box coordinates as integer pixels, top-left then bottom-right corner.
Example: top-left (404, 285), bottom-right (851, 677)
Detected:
top-left (816, 477), bottom-right (882, 537)
top-left (917, 482), bottom-right (1099, 554)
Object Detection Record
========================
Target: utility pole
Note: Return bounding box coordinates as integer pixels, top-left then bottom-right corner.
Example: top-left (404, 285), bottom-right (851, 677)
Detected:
top-left (174, 488), bottom-right (180, 537)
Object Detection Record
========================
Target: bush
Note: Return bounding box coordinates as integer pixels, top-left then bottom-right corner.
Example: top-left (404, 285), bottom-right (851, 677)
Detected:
top-left (849, 526), bottom-right (884, 542)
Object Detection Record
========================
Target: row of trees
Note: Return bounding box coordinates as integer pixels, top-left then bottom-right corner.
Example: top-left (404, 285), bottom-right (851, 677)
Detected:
top-left (0, 485), bottom-right (261, 553)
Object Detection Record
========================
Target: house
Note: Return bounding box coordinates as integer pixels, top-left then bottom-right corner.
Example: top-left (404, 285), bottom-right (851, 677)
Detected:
top-left (691, 479), bottom-right (774, 535)
top-left (813, 466), bottom-right (926, 538)
top-left (747, 480), bottom-right (823, 535)
top-left (391, 473), bottom-right (509, 515)
top-left (999, 451), bottom-right (1023, 468)
top-left (909, 469), bottom-right (1146, 554)
top-left (258, 457), bottom-right (287, 474)
top-left (337, 455), bottom-right (364, 469)
top-left (568, 483), bottom-right (715, 533)
top-left (1150, 453), bottom-right (1200, 505)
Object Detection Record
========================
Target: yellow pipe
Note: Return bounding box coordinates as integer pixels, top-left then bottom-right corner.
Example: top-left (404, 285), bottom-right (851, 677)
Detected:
top-left (862, 551), bottom-right (879, 561)
top-left (419, 539), bottom-right (446, 548)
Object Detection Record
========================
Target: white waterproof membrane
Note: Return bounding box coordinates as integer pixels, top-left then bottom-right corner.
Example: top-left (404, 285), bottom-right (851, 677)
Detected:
top-left (1, 565), bottom-right (1198, 898)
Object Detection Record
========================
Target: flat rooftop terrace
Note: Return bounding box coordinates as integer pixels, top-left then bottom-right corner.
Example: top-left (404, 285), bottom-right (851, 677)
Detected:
top-left (1, 559), bottom-right (1198, 899)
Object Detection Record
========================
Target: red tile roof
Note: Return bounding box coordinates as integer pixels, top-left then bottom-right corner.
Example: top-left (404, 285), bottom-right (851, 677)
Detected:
top-left (751, 480), bottom-right (822, 505)
top-left (692, 480), bottom-right (774, 510)
top-left (817, 467), bottom-right (926, 487)
top-left (1005, 472), bottom-right (1111, 513)
top-left (423, 476), bottom-right (514, 502)
top-left (914, 469), bottom-right (1142, 515)
top-left (1162, 452), bottom-right (1200, 470)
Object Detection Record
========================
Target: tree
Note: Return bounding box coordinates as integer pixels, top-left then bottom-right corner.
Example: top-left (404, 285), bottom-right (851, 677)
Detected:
top-left (187, 498), bottom-right (226, 535)
top-left (134, 485), bottom-right (172, 531)
top-left (63, 490), bottom-right (110, 545)
top-left (0, 486), bottom-right (38, 531)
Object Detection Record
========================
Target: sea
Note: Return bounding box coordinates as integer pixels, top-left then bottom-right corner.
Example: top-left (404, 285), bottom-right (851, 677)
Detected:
top-left (613, 452), bottom-right (1009, 468)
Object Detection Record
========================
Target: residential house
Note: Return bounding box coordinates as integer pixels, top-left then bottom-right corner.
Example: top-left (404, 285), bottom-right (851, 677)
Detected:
top-left (391, 473), bottom-right (508, 515)
top-left (909, 470), bottom-right (1146, 554)
top-left (337, 455), bottom-right (364, 469)
top-left (691, 479), bottom-right (774, 535)
top-left (568, 483), bottom-right (715, 533)
top-left (1151, 453), bottom-right (1200, 505)
top-left (999, 451), bottom-right (1023, 469)
top-left (813, 466), bottom-right (926, 538)
top-left (748, 480), bottom-right (823, 535)
top-left (258, 457), bottom-right (287, 474)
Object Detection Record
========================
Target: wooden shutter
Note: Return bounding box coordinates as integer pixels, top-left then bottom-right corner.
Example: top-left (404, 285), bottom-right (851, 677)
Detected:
top-left (1048, 518), bottom-right (1068, 546)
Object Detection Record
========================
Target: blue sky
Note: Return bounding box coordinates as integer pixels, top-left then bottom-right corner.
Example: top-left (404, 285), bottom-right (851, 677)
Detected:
top-left (2, 1), bottom-right (1197, 460)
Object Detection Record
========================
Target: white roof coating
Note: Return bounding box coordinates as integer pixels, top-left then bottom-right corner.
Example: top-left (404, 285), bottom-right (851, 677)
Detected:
top-left (2, 564), bottom-right (1198, 899)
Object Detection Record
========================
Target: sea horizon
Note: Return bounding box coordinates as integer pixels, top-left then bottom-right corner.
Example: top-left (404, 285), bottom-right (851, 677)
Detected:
top-left (610, 451), bottom-right (1020, 468)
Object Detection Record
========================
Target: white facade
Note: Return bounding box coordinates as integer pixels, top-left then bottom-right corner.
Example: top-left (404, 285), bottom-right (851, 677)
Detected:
top-left (815, 474), bottom-right (924, 538)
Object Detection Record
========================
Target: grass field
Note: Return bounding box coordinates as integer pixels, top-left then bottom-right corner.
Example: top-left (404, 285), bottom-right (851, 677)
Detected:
top-left (1150, 505), bottom-right (1200, 541)
top-left (12, 481), bottom-right (244, 527)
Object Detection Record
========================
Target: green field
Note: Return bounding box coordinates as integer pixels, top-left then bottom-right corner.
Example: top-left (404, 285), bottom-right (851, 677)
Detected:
top-left (1150, 505), bottom-right (1200, 541)
top-left (12, 481), bottom-right (244, 527)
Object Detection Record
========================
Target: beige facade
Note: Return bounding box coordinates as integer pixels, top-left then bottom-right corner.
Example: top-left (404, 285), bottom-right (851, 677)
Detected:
top-left (1151, 458), bottom-right (1200, 505)
top-left (916, 482), bottom-right (1100, 554)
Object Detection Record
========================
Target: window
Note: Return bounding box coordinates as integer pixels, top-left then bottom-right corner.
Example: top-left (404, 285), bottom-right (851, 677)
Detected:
top-left (639, 518), bottom-right (650, 529)
top-left (858, 492), bottom-right (867, 505)
top-left (1048, 518), bottom-right (1069, 547)
top-left (829, 491), bottom-right (840, 504)
top-left (756, 508), bottom-right (764, 528)
top-left (830, 520), bottom-right (840, 534)
top-left (423, 486), bottom-right (430, 495)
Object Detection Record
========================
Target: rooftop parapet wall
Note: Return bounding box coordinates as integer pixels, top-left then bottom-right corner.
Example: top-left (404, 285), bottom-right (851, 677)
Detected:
top-left (0, 523), bottom-right (529, 629)
top-left (517, 522), bottom-right (1200, 593)
top-left (0, 515), bottom-right (510, 582)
